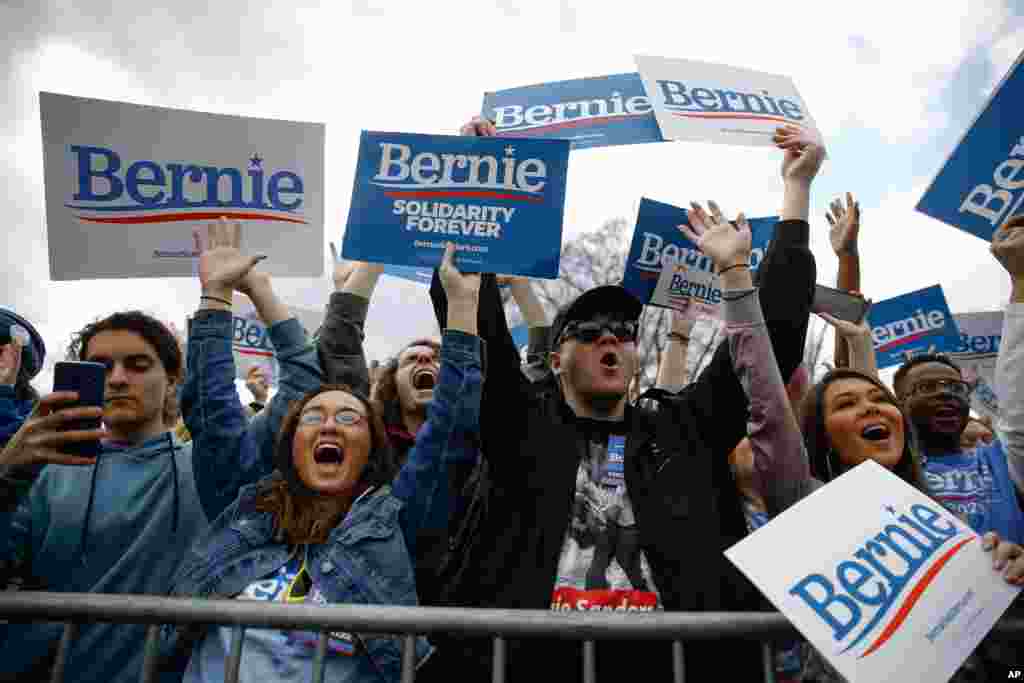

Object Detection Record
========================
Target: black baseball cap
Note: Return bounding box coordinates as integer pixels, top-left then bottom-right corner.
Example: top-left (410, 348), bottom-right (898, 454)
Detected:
top-left (550, 285), bottom-right (643, 348)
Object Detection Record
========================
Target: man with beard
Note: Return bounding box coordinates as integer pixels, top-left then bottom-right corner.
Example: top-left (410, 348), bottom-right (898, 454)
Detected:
top-left (894, 216), bottom-right (1024, 545)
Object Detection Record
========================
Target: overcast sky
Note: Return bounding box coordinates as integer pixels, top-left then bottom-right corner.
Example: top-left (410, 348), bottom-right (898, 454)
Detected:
top-left (3, 0), bottom-right (1023, 396)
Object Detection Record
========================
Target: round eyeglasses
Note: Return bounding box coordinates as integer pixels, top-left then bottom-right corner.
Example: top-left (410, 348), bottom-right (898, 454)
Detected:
top-left (298, 407), bottom-right (366, 427)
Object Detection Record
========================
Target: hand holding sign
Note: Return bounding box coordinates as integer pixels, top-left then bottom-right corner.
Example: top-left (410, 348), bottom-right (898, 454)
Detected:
top-left (826, 192), bottom-right (861, 257)
top-left (774, 124), bottom-right (826, 185)
top-left (329, 242), bottom-right (358, 290)
top-left (194, 217), bottom-right (266, 301)
top-left (438, 242), bottom-right (481, 336)
top-left (991, 214), bottom-right (1024, 283)
top-left (680, 202), bottom-right (753, 288)
top-left (459, 116), bottom-right (497, 137)
top-left (982, 532), bottom-right (1024, 585)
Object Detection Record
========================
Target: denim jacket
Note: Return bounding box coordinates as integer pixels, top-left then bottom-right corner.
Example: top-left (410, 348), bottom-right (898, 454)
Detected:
top-left (165, 330), bottom-right (483, 681)
top-left (182, 311), bottom-right (325, 522)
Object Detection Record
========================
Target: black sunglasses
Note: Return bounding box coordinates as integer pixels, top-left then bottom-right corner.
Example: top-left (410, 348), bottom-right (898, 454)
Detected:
top-left (560, 319), bottom-right (638, 344)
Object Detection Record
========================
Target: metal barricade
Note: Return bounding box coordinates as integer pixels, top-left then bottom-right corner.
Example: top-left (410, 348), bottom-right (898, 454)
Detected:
top-left (0, 591), bottom-right (1021, 683)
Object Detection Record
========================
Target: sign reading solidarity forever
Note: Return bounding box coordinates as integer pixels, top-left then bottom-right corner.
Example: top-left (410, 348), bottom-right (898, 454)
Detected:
top-left (621, 198), bottom-right (776, 318)
top-left (39, 92), bottom-right (325, 280)
top-left (917, 50), bottom-right (1024, 241)
top-left (726, 460), bottom-right (1021, 683)
top-left (865, 285), bottom-right (962, 369)
top-left (950, 311), bottom-right (1005, 420)
top-left (633, 55), bottom-right (819, 148)
top-left (342, 131), bottom-right (570, 278)
top-left (482, 73), bottom-right (666, 150)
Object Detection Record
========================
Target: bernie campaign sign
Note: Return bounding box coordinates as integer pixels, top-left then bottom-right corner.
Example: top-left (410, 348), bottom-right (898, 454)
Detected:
top-left (231, 297), bottom-right (322, 384)
top-left (917, 49), bottom-right (1024, 241)
top-left (950, 311), bottom-right (1005, 420)
top-left (865, 285), bottom-right (962, 369)
top-left (342, 131), bottom-right (570, 278)
top-left (621, 197), bottom-right (775, 317)
top-left (482, 73), bottom-right (665, 150)
top-left (726, 460), bottom-right (1022, 683)
top-left (634, 55), bottom-right (819, 148)
top-left (39, 91), bottom-right (325, 280)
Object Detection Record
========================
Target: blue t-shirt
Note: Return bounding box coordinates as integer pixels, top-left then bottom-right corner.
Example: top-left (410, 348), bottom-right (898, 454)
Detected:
top-left (184, 550), bottom-right (377, 683)
top-left (922, 439), bottom-right (1024, 544)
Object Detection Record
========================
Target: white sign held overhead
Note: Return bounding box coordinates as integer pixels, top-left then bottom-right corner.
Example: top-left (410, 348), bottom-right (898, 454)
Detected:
top-left (40, 92), bottom-right (325, 280)
top-left (725, 460), bottom-right (1020, 683)
top-left (634, 55), bottom-right (819, 147)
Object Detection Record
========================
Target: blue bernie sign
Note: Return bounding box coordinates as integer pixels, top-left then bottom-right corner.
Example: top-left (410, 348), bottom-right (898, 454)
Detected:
top-left (866, 285), bottom-right (962, 369)
top-left (621, 197), bottom-right (776, 307)
top-left (483, 73), bottom-right (665, 150)
top-left (342, 131), bottom-right (569, 278)
top-left (917, 51), bottom-right (1024, 241)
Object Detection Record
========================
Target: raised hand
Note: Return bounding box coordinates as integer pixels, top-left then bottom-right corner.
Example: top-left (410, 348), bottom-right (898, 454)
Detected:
top-left (680, 201), bottom-right (752, 273)
top-left (438, 243), bottom-right (481, 336)
top-left (773, 124), bottom-right (826, 185)
top-left (194, 218), bottom-right (266, 301)
top-left (459, 116), bottom-right (496, 137)
top-left (826, 193), bottom-right (861, 256)
top-left (0, 392), bottom-right (103, 468)
top-left (245, 365), bottom-right (270, 404)
top-left (328, 242), bottom-right (358, 291)
top-left (0, 339), bottom-right (22, 386)
top-left (992, 214), bottom-right (1024, 280)
top-left (438, 243), bottom-right (481, 303)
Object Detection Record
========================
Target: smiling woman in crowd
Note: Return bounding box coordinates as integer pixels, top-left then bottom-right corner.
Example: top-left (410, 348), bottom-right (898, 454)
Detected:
top-left (162, 243), bottom-right (484, 683)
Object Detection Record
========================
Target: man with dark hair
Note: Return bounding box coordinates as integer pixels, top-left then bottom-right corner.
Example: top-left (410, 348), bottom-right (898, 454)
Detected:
top-left (0, 220), bottom-right (324, 683)
top-left (419, 119), bottom-right (822, 682)
top-left (894, 344), bottom-right (1024, 544)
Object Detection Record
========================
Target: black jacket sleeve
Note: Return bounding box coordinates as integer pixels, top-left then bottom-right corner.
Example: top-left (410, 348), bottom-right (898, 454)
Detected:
top-left (430, 271), bottom-right (531, 478)
top-left (684, 219), bottom-right (816, 460)
top-left (316, 292), bottom-right (371, 395)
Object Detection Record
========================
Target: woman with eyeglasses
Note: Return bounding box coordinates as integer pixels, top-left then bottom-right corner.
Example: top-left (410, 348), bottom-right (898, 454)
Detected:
top-left (163, 244), bottom-right (483, 683)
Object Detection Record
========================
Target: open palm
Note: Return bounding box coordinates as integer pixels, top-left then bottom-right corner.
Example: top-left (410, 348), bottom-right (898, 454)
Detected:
top-left (194, 218), bottom-right (264, 297)
top-left (826, 193), bottom-right (860, 256)
top-left (680, 201), bottom-right (751, 270)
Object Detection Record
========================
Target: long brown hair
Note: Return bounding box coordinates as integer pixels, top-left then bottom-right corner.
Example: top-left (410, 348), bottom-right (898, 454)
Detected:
top-left (256, 384), bottom-right (397, 545)
top-left (799, 369), bottom-right (927, 491)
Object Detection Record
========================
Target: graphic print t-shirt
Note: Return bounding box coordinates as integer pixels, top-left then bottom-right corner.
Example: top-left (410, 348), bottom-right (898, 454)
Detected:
top-left (923, 440), bottom-right (1024, 544)
top-left (552, 423), bottom-right (661, 613)
top-left (185, 548), bottom-right (370, 683)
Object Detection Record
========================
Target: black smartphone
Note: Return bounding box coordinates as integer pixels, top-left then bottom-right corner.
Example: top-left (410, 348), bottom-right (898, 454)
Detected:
top-left (812, 285), bottom-right (871, 323)
top-left (52, 361), bottom-right (106, 458)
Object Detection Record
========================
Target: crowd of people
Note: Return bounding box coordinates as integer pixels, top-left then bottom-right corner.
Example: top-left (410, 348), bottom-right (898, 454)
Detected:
top-left (0, 119), bottom-right (1022, 683)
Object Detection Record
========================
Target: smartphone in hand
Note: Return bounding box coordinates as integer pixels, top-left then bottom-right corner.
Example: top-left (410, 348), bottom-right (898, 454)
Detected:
top-left (812, 285), bottom-right (871, 324)
top-left (52, 361), bottom-right (106, 458)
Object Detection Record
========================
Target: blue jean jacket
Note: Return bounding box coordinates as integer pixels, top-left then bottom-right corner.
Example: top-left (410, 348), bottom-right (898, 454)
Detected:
top-left (165, 330), bottom-right (483, 681)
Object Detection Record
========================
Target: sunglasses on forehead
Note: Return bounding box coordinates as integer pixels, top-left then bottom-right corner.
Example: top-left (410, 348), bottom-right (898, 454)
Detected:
top-left (560, 319), bottom-right (638, 344)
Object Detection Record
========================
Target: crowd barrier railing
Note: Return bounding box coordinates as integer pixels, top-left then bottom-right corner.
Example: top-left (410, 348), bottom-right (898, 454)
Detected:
top-left (0, 591), bottom-right (1021, 683)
